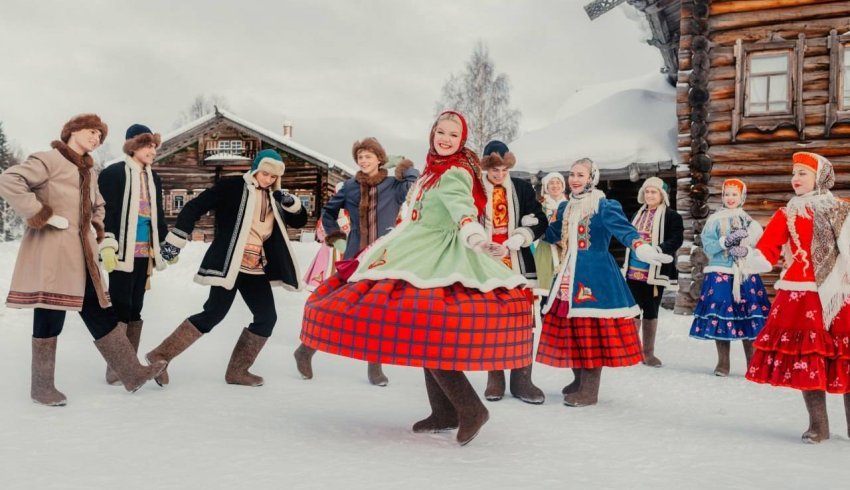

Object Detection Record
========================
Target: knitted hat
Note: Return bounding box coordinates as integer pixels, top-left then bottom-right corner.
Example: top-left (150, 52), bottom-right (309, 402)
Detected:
top-left (123, 124), bottom-right (161, 156)
top-left (251, 149), bottom-right (285, 177)
top-left (481, 140), bottom-right (516, 170)
top-left (723, 178), bottom-right (747, 207)
top-left (60, 113), bottom-right (108, 143)
top-left (352, 137), bottom-right (387, 165)
top-left (541, 172), bottom-right (566, 192)
top-left (793, 151), bottom-right (835, 192)
top-left (637, 177), bottom-right (670, 206)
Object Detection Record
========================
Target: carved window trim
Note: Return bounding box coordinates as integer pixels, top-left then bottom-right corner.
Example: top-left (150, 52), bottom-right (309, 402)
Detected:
top-left (733, 34), bottom-right (806, 142)
top-left (826, 29), bottom-right (850, 137)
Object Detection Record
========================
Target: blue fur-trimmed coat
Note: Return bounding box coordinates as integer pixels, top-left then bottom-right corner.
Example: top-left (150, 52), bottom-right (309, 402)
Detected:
top-left (541, 195), bottom-right (643, 318)
top-left (164, 172), bottom-right (308, 291)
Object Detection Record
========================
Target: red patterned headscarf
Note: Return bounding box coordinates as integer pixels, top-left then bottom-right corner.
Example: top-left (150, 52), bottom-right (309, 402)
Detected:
top-left (421, 110), bottom-right (487, 218)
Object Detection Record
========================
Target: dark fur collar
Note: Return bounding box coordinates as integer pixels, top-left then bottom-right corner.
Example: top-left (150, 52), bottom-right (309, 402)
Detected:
top-left (355, 168), bottom-right (388, 187)
top-left (51, 140), bottom-right (93, 170)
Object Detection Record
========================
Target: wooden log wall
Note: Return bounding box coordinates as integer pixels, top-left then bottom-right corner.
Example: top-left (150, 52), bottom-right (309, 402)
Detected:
top-left (675, 0), bottom-right (850, 314)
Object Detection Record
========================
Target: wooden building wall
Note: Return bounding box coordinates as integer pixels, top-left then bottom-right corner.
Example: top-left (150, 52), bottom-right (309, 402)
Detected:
top-left (675, 0), bottom-right (850, 313)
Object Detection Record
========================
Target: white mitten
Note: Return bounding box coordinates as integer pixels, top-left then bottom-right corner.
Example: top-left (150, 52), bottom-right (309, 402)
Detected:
top-left (46, 215), bottom-right (69, 229)
top-left (504, 234), bottom-right (525, 251)
top-left (634, 243), bottom-right (673, 265)
top-left (520, 214), bottom-right (538, 227)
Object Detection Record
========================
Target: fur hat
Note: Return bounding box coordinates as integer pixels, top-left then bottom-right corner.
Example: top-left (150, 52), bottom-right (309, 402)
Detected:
top-left (638, 176), bottom-right (670, 207)
top-left (793, 151), bottom-right (835, 192)
top-left (541, 172), bottom-right (565, 192)
top-left (60, 113), bottom-right (108, 143)
top-left (481, 140), bottom-right (516, 171)
top-left (352, 137), bottom-right (387, 166)
top-left (723, 178), bottom-right (747, 207)
top-left (251, 149), bottom-right (285, 177)
top-left (123, 124), bottom-right (162, 156)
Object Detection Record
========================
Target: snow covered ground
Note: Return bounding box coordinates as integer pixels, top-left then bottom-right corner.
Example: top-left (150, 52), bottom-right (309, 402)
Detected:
top-left (1, 240), bottom-right (849, 489)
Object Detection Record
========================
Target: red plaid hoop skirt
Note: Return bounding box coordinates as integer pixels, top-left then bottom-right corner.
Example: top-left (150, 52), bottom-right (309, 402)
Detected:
top-left (536, 298), bottom-right (643, 368)
top-left (300, 276), bottom-right (535, 371)
top-left (746, 290), bottom-right (850, 393)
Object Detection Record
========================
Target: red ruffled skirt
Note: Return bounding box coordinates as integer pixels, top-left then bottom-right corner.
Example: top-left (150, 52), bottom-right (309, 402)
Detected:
top-left (536, 298), bottom-right (643, 368)
top-left (745, 290), bottom-right (850, 393)
top-left (300, 276), bottom-right (534, 371)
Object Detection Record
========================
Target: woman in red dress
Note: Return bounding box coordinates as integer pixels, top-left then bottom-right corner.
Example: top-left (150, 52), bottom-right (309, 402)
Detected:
top-left (745, 151), bottom-right (850, 443)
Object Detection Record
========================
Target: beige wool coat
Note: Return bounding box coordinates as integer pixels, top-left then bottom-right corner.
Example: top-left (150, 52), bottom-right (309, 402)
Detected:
top-left (0, 141), bottom-right (110, 311)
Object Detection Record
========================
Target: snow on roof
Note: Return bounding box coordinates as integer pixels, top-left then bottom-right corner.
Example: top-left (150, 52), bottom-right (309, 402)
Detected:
top-left (203, 152), bottom-right (251, 162)
top-left (216, 110), bottom-right (356, 176)
top-left (510, 72), bottom-right (677, 174)
top-left (104, 110), bottom-right (356, 176)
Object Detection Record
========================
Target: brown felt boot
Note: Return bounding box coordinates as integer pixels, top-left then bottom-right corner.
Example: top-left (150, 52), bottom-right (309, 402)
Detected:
top-left (145, 319), bottom-right (203, 387)
top-left (293, 343), bottom-right (316, 380)
top-left (510, 365), bottom-right (545, 404)
top-left (714, 340), bottom-right (731, 377)
top-left (742, 339), bottom-right (754, 369)
top-left (801, 390), bottom-right (830, 444)
top-left (564, 368), bottom-right (602, 407)
top-left (95, 324), bottom-right (166, 393)
top-left (641, 319), bottom-right (662, 367)
top-left (562, 368), bottom-right (582, 395)
top-left (106, 321), bottom-right (144, 385)
top-left (844, 394), bottom-right (850, 439)
top-left (431, 369), bottom-right (490, 446)
top-left (225, 328), bottom-right (268, 387)
top-left (368, 362), bottom-right (389, 386)
top-left (412, 369), bottom-right (458, 433)
top-left (31, 337), bottom-right (67, 406)
top-left (484, 370), bottom-right (506, 401)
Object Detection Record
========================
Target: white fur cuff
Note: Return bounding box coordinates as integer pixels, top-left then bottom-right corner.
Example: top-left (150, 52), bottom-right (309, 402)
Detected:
top-left (459, 221), bottom-right (487, 248)
top-left (743, 248), bottom-right (773, 275)
top-left (99, 235), bottom-right (118, 252)
top-left (282, 196), bottom-right (302, 214)
top-left (165, 231), bottom-right (188, 249)
top-left (513, 227), bottom-right (535, 247)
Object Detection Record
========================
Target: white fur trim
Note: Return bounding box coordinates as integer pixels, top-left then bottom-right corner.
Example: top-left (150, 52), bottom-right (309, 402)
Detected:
top-left (350, 268), bottom-right (528, 293)
top-left (459, 221), bottom-right (487, 248)
top-left (742, 248), bottom-right (772, 275)
top-left (256, 157), bottom-right (285, 177)
top-left (99, 235), bottom-right (118, 252)
top-left (704, 265), bottom-right (735, 274)
top-left (565, 305), bottom-right (641, 319)
top-left (718, 235), bottom-right (728, 250)
top-left (773, 279), bottom-right (817, 291)
top-left (281, 195), bottom-right (302, 214)
top-left (165, 231), bottom-right (187, 249)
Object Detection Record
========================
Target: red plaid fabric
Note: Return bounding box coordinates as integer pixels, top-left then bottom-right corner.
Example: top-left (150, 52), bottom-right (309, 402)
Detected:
top-left (747, 290), bottom-right (850, 393)
top-left (301, 276), bottom-right (534, 371)
top-left (536, 298), bottom-right (643, 368)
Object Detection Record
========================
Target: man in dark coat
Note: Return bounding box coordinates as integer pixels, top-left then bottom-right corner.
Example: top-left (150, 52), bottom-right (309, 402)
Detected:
top-left (293, 137), bottom-right (419, 386)
top-left (98, 124), bottom-right (170, 385)
top-left (481, 140), bottom-right (548, 404)
top-left (147, 149), bottom-right (307, 387)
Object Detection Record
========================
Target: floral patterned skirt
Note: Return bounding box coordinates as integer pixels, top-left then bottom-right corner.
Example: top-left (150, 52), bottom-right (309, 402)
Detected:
top-left (690, 272), bottom-right (770, 341)
top-left (746, 290), bottom-right (850, 393)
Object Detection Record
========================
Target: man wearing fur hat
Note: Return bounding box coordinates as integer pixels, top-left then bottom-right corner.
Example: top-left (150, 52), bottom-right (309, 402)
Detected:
top-left (480, 140), bottom-right (548, 404)
top-left (97, 124), bottom-right (170, 385)
top-left (0, 114), bottom-right (166, 405)
top-left (147, 149), bottom-right (307, 387)
top-left (622, 177), bottom-right (683, 368)
top-left (293, 137), bottom-right (419, 386)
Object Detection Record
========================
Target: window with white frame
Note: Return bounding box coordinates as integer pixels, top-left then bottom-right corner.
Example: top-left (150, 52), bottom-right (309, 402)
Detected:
top-left (746, 52), bottom-right (791, 115)
top-left (170, 189), bottom-right (187, 215)
top-left (217, 140), bottom-right (244, 154)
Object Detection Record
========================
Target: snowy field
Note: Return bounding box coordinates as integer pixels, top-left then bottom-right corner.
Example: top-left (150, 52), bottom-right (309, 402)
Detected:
top-left (1, 240), bottom-right (849, 489)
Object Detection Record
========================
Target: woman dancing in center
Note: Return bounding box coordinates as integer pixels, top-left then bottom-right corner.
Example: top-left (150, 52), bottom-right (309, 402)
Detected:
top-left (300, 111), bottom-right (534, 446)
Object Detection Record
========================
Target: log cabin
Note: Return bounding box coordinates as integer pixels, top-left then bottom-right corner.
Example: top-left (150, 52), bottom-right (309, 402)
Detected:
top-left (589, 0), bottom-right (850, 313)
top-left (107, 108), bottom-right (354, 242)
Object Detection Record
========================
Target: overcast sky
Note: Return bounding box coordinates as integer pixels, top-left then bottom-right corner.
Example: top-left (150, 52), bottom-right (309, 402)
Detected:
top-left (0, 0), bottom-right (662, 166)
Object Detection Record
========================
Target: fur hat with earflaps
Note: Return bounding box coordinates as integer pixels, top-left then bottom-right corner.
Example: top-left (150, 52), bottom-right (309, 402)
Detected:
top-left (638, 176), bottom-right (670, 207)
top-left (123, 124), bottom-right (162, 156)
top-left (251, 149), bottom-right (285, 177)
top-left (481, 140), bottom-right (516, 171)
top-left (352, 138), bottom-right (388, 166)
top-left (60, 113), bottom-right (108, 143)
